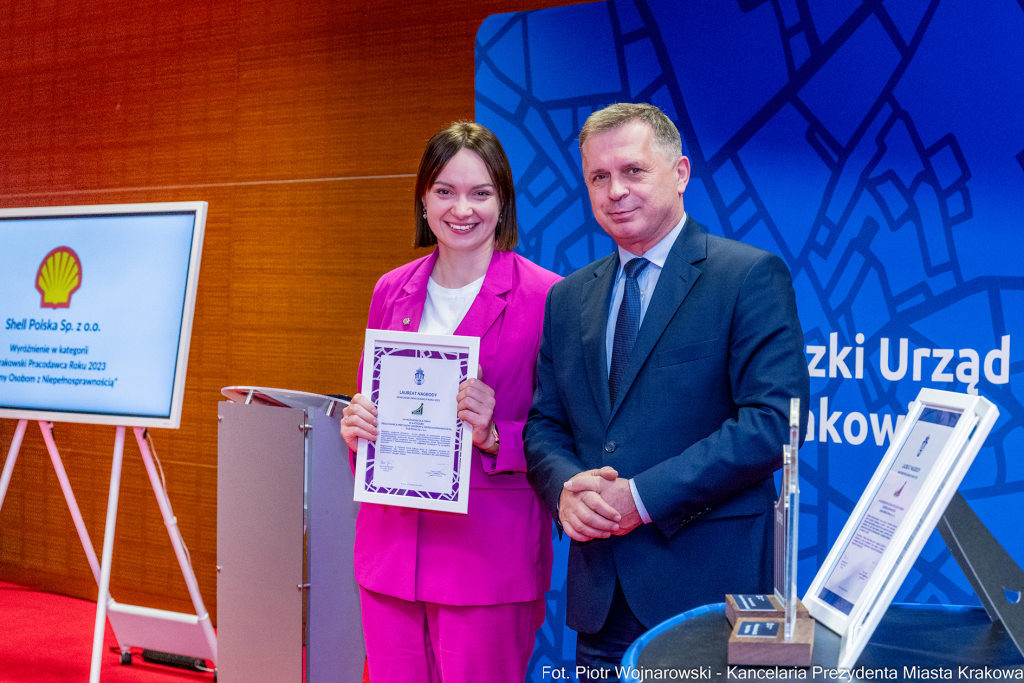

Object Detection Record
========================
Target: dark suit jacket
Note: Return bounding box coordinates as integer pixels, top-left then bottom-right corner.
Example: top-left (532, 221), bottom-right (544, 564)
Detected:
top-left (524, 217), bottom-right (810, 632)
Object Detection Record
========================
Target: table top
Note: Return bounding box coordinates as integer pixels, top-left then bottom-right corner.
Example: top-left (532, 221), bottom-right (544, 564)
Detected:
top-left (621, 603), bottom-right (1023, 682)
top-left (220, 385), bottom-right (346, 413)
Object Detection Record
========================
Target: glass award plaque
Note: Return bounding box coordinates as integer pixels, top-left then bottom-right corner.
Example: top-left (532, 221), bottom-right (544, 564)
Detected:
top-left (728, 398), bottom-right (815, 666)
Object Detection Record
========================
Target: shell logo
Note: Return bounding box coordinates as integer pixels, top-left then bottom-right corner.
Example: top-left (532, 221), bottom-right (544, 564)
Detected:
top-left (36, 246), bottom-right (83, 309)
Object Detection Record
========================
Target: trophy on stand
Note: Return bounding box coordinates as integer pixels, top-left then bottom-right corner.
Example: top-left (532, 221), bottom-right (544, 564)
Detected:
top-left (726, 398), bottom-right (815, 666)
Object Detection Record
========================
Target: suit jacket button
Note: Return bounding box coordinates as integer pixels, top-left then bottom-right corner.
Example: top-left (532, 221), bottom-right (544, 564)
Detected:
top-left (604, 441), bottom-right (616, 453)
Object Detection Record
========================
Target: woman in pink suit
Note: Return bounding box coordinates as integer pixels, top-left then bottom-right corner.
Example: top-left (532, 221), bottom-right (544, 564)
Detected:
top-left (340, 121), bottom-right (560, 683)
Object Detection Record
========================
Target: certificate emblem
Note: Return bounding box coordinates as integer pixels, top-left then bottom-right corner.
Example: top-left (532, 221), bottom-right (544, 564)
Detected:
top-left (415, 368), bottom-right (425, 385)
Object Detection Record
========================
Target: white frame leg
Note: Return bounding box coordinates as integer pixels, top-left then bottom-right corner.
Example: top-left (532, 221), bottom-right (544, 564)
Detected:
top-left (133, 427), bottom-right (218, 663)
top-left (1, 420), bottom-right (102, 584)
top-left (0, 419), bottom-right (28, 513)
top-left (90, 425), bottom-right (125, 683)
top-left (38, 421), bottom-right (102, 583)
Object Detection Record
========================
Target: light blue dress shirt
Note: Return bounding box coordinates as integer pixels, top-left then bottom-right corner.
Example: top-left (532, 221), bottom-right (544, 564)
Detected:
top-left (605, 213), bottom-right (688, 525)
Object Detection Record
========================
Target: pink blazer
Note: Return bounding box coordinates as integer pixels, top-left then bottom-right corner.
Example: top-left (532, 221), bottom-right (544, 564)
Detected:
top-left (352, 249), bottom-right (560, 606)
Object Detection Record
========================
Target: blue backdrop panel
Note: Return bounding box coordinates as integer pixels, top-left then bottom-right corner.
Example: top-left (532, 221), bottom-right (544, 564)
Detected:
top-left (475, 1), bottom-right (1024, 678)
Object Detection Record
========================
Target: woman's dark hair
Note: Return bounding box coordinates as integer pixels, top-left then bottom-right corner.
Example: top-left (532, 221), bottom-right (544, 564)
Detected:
top-left (413, 121), bottom-right (518, 251)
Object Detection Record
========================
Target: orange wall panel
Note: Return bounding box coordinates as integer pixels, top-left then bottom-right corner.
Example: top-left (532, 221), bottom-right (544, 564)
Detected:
top-left (0, 0), bottom-right (586, 625)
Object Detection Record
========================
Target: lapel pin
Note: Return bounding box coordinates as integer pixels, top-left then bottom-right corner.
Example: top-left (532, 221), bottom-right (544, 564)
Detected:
top-left (403, 318), bottom-right (410, 326)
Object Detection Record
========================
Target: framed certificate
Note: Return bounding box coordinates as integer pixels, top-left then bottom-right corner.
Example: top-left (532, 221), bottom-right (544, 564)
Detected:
top-left (803, 388), bottom-right (999, 669)
top-left (353, 329), bottom-right (480, 514)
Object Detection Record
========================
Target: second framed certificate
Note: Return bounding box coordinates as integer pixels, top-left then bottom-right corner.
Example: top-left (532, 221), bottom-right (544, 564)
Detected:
top-left (353, 329), bottom-right (480, 514)
top-left (802, 388), bottom-right (999, 669)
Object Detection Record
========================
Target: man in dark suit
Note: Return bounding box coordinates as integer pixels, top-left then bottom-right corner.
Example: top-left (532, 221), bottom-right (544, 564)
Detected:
top-left (524, 103), bottom-right (810, 680)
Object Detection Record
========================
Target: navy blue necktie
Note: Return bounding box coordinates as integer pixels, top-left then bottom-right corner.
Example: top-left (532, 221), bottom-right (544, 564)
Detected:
top-left (609, 257), bottom-right (650, 405)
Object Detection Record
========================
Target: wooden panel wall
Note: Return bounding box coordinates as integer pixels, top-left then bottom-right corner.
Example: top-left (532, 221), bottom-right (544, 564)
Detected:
top-left (0, 0), bottom-right (584, 624)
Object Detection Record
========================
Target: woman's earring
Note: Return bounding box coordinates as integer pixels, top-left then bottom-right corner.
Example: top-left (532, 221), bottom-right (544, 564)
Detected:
top-left (422, 208), bottom-right (427, 219)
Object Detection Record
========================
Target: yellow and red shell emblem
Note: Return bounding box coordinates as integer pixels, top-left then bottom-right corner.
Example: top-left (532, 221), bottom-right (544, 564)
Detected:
top-left (36, 246), bottom-right (83, 309)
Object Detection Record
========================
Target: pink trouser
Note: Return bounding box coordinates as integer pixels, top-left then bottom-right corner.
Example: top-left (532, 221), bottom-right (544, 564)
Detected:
top-left (359, 587), bottom-right (544, 683)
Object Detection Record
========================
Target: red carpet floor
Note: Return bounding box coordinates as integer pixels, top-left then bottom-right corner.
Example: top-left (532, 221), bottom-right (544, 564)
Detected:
top-left (0, 581), bottom-right (213, 683)
top-left (0, 582), bottom-right (370, 683)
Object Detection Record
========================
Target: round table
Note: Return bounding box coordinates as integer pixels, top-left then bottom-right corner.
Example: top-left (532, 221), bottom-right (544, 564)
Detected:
top-left (621, 603), bottom-right (1024, 682)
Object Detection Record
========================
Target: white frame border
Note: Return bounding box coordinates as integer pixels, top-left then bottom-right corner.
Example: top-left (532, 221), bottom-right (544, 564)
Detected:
top-left (0, 201), bottom-right (207, 429)
top-left (803, 388), bottom-right (998, 669)
top-left (353, 329), bottom-right (480, 515)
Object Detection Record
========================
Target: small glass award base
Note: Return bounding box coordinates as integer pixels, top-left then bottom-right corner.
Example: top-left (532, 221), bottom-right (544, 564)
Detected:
top-left (727, 616), bottom-right (815, 666)
top-left (724, 594), bottom-right (811, 626)
top-left (727, 398), bottom-right (815, 666)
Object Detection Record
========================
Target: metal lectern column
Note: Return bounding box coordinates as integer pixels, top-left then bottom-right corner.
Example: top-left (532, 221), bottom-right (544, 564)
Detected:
top-left (217, 399), bottom-right (364, 683)
top-left (218, 402), bottom-right (304, 682)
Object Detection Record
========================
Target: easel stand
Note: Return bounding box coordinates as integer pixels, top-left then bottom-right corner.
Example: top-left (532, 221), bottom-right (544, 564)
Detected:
top-left (938, 492), bottom-right (1024, 659)
top-left (0, 419), bottom-right (217, 682)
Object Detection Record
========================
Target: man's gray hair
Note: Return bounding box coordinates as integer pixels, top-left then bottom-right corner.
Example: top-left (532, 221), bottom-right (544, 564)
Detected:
top-left (579, 102), bottom-right (682, 161)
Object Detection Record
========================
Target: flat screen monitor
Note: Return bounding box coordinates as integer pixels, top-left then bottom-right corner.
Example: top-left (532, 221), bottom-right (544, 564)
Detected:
top-left (0, 202), bottom-right (207, 429)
